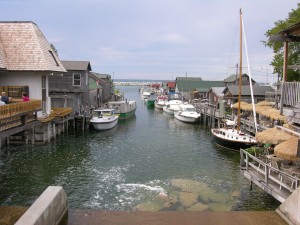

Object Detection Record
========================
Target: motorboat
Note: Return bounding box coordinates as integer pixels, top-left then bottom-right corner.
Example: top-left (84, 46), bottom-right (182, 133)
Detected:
top-left (107, 100), bottom-right (136, 120)
top-left (90, 109), bottom-right (119, 130)
top-left (174, 104), bottom-right (200, 123)
top-left (146, 93), bottom-right (156, 107)
top-left (154, 95), bottom-right (168, 110)
top-left (163, 92), bottom-right (183, 115)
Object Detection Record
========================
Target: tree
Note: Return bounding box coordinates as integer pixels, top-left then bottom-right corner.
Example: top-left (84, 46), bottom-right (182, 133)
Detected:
top-left (264, 3), bottom-right (300, 81)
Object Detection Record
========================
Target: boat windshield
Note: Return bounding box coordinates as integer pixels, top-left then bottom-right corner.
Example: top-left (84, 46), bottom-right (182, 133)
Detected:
top-left (184, 107), bottom-right (196, 112)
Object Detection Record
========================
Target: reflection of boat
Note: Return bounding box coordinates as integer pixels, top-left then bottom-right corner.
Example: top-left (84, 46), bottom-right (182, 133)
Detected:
top-left (90, 109), bottom-right (119, 130)
top-left (107, 100), bottom-right (136, 120)
top-left (174, 104), bottom-right (200, 123)
top-left (211, 9), bottom-right (257, 150)
top-left (154, 95), bottom-right (168, 110)
top-left (163, 92), bottom-right (183, 115)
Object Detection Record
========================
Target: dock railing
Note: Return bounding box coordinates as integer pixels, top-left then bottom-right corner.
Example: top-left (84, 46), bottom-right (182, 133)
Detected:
top-left (240, 149), bottom-right (300, 201)
top-left (0, 100), bottom-right (42, 131)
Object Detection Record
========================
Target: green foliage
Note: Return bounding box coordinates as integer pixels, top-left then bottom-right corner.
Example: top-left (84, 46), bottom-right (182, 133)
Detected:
top-left (246, 146), bottom-right (263, 156)
top-left (264, 3), bottom-right (300, 81)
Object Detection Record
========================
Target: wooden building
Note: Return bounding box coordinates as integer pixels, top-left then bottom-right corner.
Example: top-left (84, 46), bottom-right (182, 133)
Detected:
top-left (175, 77), bottom-right (224, 101)
top-left (207, 87), bottom-right (226, 105)
top-left (224, 74), bottom-right (256, 87)
top-left (0, 21), bottom-right (66, 116)
top-left (89, 72), bottom-right (114, 109)
top-left (0, 21), bottom-right (72, 147)
top-left (223, 85), bottom-right (275, 105)
top-left (49, 60), bottom-right (91, 115)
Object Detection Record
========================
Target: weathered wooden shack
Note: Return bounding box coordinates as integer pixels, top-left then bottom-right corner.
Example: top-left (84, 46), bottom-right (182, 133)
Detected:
top-left (89, 72), bottom-right (113, 109)
top-left (223, 85), bottom-right (275, 105)
top-left (49, 60), bottom-right (91, 115)
top-left (224, 73), bottom-right (256, 86)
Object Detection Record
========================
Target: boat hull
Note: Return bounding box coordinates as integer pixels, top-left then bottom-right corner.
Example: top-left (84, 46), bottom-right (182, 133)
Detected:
top-left (90, 118), bottom-right (118, 130)
top-left (147, 100), bottom-right (155, 107)
top-left (108, 101), bottom-right (137, 120)
top-left (174, 112), bottom-right (199, 123)
top-left (154, 102), bottom-right (164, 110)
top-left (211, 128), bottom-right (257, 151)
top-left (163, 106), bottom-right (175, 115)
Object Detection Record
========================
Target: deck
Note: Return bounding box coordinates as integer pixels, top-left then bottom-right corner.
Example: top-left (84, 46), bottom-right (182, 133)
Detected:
top-left (240, 149), bottom-right (300, 203)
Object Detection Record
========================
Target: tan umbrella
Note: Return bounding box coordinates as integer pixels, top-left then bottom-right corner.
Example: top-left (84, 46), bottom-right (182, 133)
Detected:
top-left (274, 138), bottom-right (300, 161)
top-left (256, 127), bottom-right (294, 145)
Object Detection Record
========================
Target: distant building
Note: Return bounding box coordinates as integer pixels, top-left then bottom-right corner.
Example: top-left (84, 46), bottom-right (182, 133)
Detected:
top-left (207, 87), bottom-right (226, 105)
top-left (224, 74), bottom-right (256, 86)
top-left (0, 21), bottom-right (66, 115)
top-left (89, 72), bottom-right (113, 109)
top-left (175, 77), bottom-right (224, 100)
top-left (166, 81), bottom-right (176, 93)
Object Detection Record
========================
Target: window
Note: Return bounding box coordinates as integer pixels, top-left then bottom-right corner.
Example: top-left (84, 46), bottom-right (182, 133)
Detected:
top-left (73, 73), bottom-right (81, 86)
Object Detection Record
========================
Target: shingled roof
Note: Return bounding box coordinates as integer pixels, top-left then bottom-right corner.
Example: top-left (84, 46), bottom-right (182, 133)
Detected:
top-left (61, 60), bottom-right (92, 71)
top-left (224, 85), bottom-right (274, 96)
top-left (176, 77), bottom-right (224, 92)
top-left (0, 21), bottom-right (66, 72)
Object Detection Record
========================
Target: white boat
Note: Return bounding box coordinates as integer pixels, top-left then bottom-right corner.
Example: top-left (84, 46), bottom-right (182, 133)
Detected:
top-left (90, 109), bottom-right (119, 130)
top-left (154, 95), bottom-right (168, 110)
top-left (163, 99), bottom-right (183, 115)
top-left (163, 92), bottom-right (183, 115)
top-left (107, 100), bottom-right (136, 120)
top-left (211, 10), bottom-right (257, 151)
top-left (174, 104), bottom-right (200, 123)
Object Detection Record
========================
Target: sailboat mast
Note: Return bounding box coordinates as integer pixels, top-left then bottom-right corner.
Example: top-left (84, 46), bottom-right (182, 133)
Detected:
top-left (237, 9), bottom-right (242, 132)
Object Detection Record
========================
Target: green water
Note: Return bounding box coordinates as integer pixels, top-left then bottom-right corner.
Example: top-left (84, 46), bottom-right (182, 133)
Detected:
top-left (0, 86), bottom-right (279, 211)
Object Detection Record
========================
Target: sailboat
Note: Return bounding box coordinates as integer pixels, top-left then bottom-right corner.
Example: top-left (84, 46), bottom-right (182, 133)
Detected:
top-left (211, 9), bottom-right (257, 150)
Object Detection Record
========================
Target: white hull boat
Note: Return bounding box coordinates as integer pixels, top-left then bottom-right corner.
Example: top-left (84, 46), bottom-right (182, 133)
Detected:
top-left (163, 100), bottom-right (183, 115)
top-left (90, 109), bottom-right (119, 131)
top-left (174, 104), bottom-right (200, 123)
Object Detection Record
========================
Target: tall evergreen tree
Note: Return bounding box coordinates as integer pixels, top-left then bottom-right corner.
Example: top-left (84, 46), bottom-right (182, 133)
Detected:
top-left (264, 3), bottom-right (300, 81)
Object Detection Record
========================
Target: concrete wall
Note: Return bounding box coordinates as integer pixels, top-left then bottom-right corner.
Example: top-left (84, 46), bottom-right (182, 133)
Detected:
top-left (15, 186), bottom-right (68, 225)
top-left (276, 186), bottom-right (300, 225)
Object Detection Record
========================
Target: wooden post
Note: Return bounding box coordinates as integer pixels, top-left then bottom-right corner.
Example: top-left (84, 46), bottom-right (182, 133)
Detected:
top-left (280, 40), bottom-right (288, 115)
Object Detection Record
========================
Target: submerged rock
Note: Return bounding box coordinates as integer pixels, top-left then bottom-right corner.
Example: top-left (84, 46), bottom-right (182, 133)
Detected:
top-left (208, 203), bottom-right (232, 211)
top-left (179, 192), bottom-right (199, 207)
top-left (170, 179), bottom-right (208, 193)
top-left (186, 202), bottom-right (209, 211)
top-left (133, 201), bottom-right (163, 211)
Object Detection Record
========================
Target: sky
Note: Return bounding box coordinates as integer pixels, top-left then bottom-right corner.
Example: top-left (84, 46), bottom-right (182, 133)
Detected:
top-left (0, 0), bottom-right (299, 82)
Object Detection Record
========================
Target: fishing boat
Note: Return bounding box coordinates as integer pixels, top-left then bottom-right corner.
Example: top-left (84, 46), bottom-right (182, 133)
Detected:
top-left (154, 95), bottom-right (168, 110)
top-left (163, 92), bottom-right (183, 115)
top-left (146, 93), bottom-right (156, 107)
top-left (211, 9), bottom-right (257, 150)
top-left (90, 109), bottom-right (119, 130)
top-left (174, 104), bottom-right (200, 123)
top-left (107, 100), bottom-right (136, 120)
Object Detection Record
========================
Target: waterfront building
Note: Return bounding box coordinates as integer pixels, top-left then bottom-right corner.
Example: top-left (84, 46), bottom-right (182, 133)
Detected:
top-left (175, 77), bottom-right (224, 101)
top-left (0, 21), bottom-right (66, 116)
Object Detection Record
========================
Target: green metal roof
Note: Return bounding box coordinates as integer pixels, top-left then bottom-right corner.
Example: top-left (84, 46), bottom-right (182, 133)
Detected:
top-left (176, 77), bottom-right (224, 92)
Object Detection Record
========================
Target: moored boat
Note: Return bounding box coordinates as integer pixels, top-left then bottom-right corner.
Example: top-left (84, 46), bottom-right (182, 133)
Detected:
top-left (154, 95), bottom-right (168, 110)
top-left (107, 100), bottom-right (136, 120)
top-left (174, 104), bottom-right (200, 123)
top-left (210, 9), bottom-right (257, 150)
top-left (90, 109), bottom-right (119, 130)
top-left (211, 128), bottom-right (257, 150)
top-left (163, 92), bottom-right (183, 115)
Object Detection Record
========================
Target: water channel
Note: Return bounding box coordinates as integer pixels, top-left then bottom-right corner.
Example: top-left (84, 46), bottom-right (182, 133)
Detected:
top-left (0, 85), bottom-right (280, 211)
